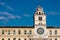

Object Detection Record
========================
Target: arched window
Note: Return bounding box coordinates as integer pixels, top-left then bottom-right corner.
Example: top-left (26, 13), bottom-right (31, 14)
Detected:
top-left (24, 30), bottom-right (27, 34)
top-left (29, 39), bottom-right (31, 40)
top-left (50, 38), bottom-right (52, 40)
top-left (55, 38), bottom-right (57, 40)
top-left (24, 38), bottom-right (26, 40)
top-left (13, 30), bottom-right (16, 34)
top-left (8, 38), bottom-right (10, 40)
top-left (39, 12), bottom-right (41, 14)
top-left (13, 38), bottom-right (16, 40)
top-left (2, 38), bottom-right (4, 40)
top-left (55, 30), bottom-right (57, 35)
top-left (2, 30), bottom-right (4, 34)
top-left (8, 30), bottom-right (10, 35)
top-left (50, 30), bottom-right (52, 35)
top-left (18, 30), bottom-right (21, 34)
top-left (29, 30), bottom-right (32, 34)
top-left (18, 38), bottom-right (20, 40)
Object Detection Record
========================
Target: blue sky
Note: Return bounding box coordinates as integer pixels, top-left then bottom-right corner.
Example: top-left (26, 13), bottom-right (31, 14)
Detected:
top-left (0, 0), bottom-right (60, 27)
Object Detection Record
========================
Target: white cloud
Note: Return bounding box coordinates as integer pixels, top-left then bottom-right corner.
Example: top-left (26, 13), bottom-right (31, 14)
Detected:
top-left (23, 14), bottom-right (31, 17)
top-left (0, 2), bottom-right (14, 11)
top-left (0, 11), bottom-right (21, 20)
top-left (0, 16), bottom-right (7, 20)
top-left (0, 2), bottom-right (21, 19)
top-left (0, 16), bottom-right (8, 24)
top-left (7, 5), bottom-right (14, 11)
top-left (0, 2), bottom-right (21, 23)
top-left (8, 15), bottom-right (21, 19)
top-left (46, 11), bottom-right (60, 15)
top-left (15, 16), bottom-right (21, 19)
top-left (0, 11), bottom-right (21, 24)
top-left (0, 12), bottom-right (12, 16)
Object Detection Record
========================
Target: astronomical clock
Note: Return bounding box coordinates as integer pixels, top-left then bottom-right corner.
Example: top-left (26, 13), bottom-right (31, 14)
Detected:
top-left (35, 26), bottom-right (47, 38)
top-left (37, 27), bottom-right (44, 35)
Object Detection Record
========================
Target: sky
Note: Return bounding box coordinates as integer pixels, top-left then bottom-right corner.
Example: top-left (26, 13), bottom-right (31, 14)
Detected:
top-left (0, 0), bottom-right (60, 27)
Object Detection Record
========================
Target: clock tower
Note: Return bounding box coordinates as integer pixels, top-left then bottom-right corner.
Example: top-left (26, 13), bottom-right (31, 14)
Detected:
top-left (34, 5), bottom-right (48, 38)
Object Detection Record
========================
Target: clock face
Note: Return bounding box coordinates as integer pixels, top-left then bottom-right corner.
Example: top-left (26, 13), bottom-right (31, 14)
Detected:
top-left (37, 28), bottom-right (44, 35)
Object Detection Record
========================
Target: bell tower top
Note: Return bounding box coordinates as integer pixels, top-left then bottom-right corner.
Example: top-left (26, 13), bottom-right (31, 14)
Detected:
top-left (35, 5), bottom-right (45, 15)
top-left (34, 5), bottom-right (46, 26)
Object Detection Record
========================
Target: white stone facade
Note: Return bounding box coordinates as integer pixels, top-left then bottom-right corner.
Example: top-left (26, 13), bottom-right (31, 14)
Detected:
top-left (0, 5), bottom-right (60, 40)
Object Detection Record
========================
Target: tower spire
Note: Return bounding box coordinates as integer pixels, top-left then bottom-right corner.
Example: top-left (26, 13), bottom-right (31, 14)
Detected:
top-left (35, 2), bottom-right (44, 15)
top-left (36, 1), bottom-right (43, 11)
top-left (37, 0), bottom-right (42, 8)
top-left (36, 5), bottom-right (43, 11)
top-left (37, 0), bottom-right (40, 8)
